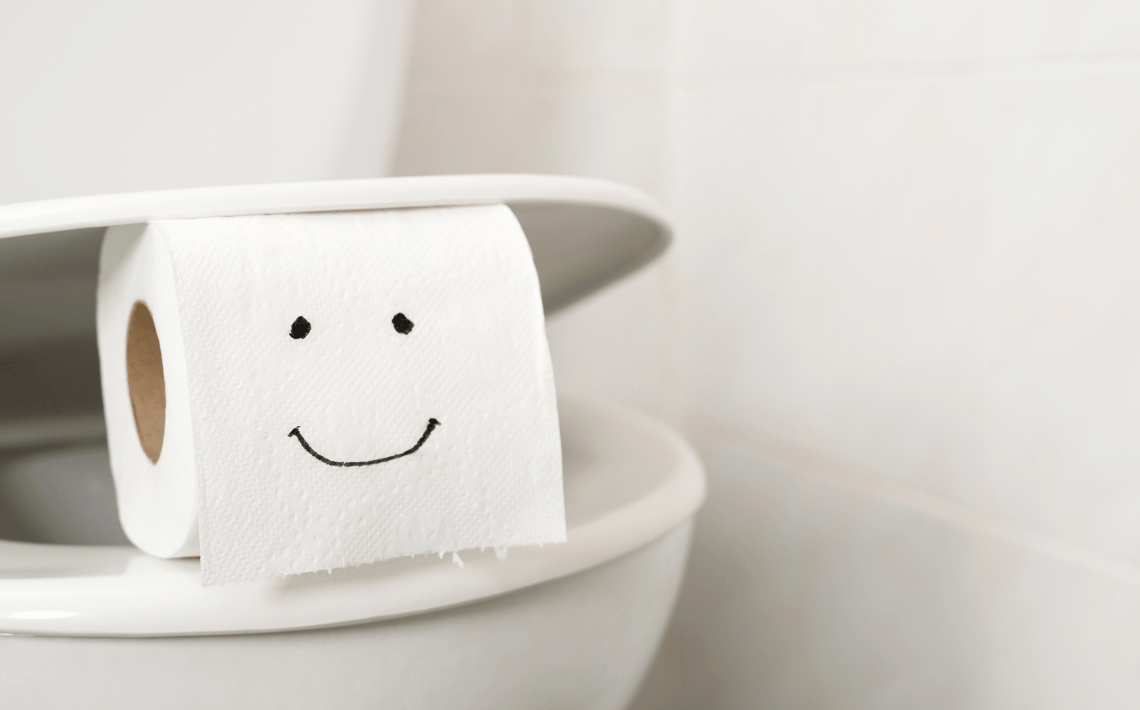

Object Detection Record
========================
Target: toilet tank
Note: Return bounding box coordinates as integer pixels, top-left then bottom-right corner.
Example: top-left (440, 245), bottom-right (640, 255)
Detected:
top-left (0, 0), bottom-right (416, 206)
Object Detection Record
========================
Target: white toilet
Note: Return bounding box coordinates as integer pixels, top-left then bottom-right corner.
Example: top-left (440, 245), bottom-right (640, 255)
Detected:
top-left (0, 176), bottom-right (706, 709)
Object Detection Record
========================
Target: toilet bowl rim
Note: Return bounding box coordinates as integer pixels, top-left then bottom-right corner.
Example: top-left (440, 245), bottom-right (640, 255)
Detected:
top-left (0, 398), bottom-right (706, 637)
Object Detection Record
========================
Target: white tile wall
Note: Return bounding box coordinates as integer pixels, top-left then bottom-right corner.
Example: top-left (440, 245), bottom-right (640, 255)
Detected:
top-left (674, 77), bottom-right (990, 509)
top-left (983, 65), bottom-right (1140, 562)
top-left (395, 0), bottom-right (678, 420)
top-left (396, 0), bottom-right (1140, 706)
top-left (632, 441), bottom-right (1140, 710)
top-left (672, 0), bottom-right (984, 77)
top-left (395, 0), bottom-right (669, 198)
top-left (984, 1), bottom-right (1140, 58)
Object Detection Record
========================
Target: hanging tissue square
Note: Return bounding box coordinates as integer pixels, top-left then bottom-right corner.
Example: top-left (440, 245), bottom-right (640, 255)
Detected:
top-left (96, 205), bottom-right (566, 585)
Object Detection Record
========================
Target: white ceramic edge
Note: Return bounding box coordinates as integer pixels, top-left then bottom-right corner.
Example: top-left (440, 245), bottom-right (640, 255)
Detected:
top-left (0, 401), bottom-right (705, 637)
top-left (0, 174), bottom-right (670, 242)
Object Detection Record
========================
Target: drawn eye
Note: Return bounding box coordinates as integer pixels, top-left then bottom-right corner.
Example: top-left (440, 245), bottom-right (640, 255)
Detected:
top-left (290, 316), bottom-right (311, 339)
top-left (392, 313), bottom-right (414, 335)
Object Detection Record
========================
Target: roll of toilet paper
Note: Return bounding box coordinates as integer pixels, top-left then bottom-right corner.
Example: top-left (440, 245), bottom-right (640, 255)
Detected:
top-left (96, 205), bottom-right (565, 585)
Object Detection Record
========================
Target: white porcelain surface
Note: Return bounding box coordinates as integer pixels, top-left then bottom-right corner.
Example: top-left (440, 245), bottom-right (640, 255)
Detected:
top-left (0, 445), bottom-right (127, 545)
top-left (547, 256), bottom-right (683, 417)
top-left (0, 522), bottom-right (692, 710)
top-left (0, 0), bottom-right (414, 206)
top-left (0, 5), bottom-right (701, 708)
top-left (0, 396), bottom-right (703, 636)
top-left (0, 174), bottom-right (670, 321)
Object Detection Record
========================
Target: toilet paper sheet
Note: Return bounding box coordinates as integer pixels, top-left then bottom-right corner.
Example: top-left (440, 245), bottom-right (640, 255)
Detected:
top-left (97, 205), bottom-right (566, 585)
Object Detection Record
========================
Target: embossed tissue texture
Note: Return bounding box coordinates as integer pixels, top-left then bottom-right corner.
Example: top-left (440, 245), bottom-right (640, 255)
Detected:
top-left (98, 205), bottom-right (565, 585)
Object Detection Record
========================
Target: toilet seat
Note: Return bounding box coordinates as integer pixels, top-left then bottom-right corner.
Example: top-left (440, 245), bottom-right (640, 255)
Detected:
top-left (0, 396), bottom-right (704, 636)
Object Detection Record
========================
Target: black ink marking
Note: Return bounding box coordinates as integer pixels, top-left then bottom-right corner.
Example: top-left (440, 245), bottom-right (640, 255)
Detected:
top-left (288, 418), bottom-right (440, 467)
top-left (392, 313), bottom-right (414, 334)
top-left (290, 316), bottom-right (311, 340)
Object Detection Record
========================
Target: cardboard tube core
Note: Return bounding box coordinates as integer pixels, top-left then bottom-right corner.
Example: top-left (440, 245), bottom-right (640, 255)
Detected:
top-left (126, 301), bottom-right (165, 463)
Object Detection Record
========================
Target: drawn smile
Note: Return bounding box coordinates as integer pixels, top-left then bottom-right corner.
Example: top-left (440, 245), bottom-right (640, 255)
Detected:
top-left (288, 418), bottom-right (441, 467)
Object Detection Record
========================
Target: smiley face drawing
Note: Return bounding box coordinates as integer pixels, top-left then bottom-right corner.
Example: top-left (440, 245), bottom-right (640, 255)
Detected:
top-left (98, 205), bottom-right (566, 585)
top-left (285, 313), bottom-right (441, 467)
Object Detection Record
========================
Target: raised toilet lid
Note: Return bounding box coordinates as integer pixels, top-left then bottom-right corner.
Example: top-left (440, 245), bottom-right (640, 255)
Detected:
top-left (0, 175), bottom-right (705, 636)
top-left (0, 174), bottom-right (672, 316)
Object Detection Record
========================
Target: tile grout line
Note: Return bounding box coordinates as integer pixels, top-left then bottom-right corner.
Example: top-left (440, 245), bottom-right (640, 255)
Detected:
top-left (684, 410), bottom-right (1140, 589)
